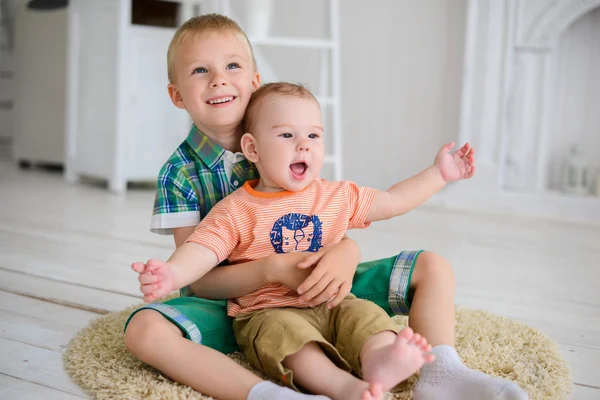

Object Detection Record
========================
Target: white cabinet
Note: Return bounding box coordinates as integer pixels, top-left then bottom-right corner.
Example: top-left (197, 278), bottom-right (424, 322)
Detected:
top-left (12, 3), bottom-right (67, 165)
top-left (0, 0), bottom-right (16, 144)
top-left (66, 0), bottom-right (191, 192)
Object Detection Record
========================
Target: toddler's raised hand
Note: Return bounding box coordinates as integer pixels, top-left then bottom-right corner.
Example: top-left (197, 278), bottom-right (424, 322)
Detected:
top-left (434, 142), bottom-right (476, 183)
top-left (131, 259), bottom-right (175, 303)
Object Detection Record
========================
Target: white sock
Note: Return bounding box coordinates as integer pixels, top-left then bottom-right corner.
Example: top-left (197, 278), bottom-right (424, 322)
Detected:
top-left (247, 381), bottom-right (331, 400)
top-left (413, 345), bottom-right (529, 400)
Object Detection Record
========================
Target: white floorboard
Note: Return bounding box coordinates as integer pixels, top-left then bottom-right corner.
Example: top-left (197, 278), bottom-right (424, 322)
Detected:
top-left (0, 157), bottom-right (599, 399)
top-left (0, 337), bottom-right (91, 398)
top-left (0, 374), bottom-right (89, 400)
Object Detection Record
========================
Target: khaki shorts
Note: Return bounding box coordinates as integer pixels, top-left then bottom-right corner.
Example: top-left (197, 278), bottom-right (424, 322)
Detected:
top-left (233, 295), bottom-right (399, 391)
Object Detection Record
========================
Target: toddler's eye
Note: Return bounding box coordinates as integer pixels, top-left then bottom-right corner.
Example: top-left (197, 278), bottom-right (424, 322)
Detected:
top-left (226, 63), bottom-right (240, 70)
top-left (309, 133), bottom-right (320, 139)
top-left (192, 67), bottom-right (208, 74)
top-left (279, 133), bottom-right (293, 138)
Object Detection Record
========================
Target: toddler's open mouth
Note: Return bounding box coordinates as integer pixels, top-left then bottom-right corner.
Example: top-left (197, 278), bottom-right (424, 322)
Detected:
top-left (290, 162), bottom-right (308, 179)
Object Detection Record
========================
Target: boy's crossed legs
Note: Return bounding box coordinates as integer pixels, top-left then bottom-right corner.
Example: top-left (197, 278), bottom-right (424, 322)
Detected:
top-left (124, 251), bottom-right (528, 400)
top-left (125, 306), bottom-right (330, 400)
top-left (235, 296), bottom-right (433, 400)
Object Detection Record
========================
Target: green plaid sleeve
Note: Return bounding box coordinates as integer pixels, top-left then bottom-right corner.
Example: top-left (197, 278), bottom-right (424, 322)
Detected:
top-left (151, 162), bottom-right (201, 234)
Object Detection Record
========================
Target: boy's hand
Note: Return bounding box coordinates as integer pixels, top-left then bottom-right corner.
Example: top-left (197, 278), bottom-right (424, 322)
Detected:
top-left (131, 259), bottom-right (175, 303)
top-left (434, 142), bottom-right (476, 183)
top-left (296, 239), bottom-right (361, 309)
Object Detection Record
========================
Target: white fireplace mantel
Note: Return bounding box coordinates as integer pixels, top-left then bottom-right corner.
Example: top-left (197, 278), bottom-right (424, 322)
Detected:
top-left (432, 0), bottom-right (600, 225)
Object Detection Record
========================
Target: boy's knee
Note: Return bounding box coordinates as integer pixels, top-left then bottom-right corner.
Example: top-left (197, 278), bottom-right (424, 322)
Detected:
top-left (124, 309), bottom-right (182, 354)
top-left (412, 251), bottom-right (455, 285)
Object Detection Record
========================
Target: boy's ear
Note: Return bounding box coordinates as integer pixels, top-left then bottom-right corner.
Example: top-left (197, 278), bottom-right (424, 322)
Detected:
top-left (252, 72), bottom-right (261, 91)
top-left (168, 83), bottom-right (186, 109)
top-left (241, 133), bottom-right (260, 163)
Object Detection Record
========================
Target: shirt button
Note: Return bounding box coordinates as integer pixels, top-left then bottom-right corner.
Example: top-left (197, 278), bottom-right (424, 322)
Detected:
top-left (233, 180), bottom-right (239, 186)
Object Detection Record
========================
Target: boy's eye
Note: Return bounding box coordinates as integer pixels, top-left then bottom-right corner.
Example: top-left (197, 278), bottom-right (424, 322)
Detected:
top-left (226, 63), bottom-right (240, 70)
top-left (309, 133), bottom-right (320, 139)
top-left (192, 67), bottom-right (208, 74)
top-left (279, 133), bottom-right (293, 138)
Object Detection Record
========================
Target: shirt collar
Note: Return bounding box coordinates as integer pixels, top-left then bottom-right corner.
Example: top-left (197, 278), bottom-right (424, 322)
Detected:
top-left (185, 125), bottom-right (226, 170)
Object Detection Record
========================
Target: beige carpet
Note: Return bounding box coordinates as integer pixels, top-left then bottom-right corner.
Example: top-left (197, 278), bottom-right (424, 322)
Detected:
top-left (63, 302), bottom-right (571, 400)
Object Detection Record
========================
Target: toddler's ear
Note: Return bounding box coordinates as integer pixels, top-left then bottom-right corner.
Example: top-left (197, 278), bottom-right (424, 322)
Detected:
top-left (168, 83), bottom-right (186, 109)
top-left (241, 133), bottom-right (259, 163)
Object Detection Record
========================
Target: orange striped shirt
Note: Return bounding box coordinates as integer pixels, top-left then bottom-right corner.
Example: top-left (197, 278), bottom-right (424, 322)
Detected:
top-left (186, 179), bottom-right (377, 317)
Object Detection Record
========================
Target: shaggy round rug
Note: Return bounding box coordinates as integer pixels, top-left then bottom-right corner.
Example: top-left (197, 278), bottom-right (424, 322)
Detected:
top-left (63, 303), bottom-right (571, 400)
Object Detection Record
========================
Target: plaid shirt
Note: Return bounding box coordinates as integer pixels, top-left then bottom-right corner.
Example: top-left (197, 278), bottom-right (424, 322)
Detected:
top-left (151, 125), bottom-right (258, 297)
top-left (151, 124), bottom-right (258, 233)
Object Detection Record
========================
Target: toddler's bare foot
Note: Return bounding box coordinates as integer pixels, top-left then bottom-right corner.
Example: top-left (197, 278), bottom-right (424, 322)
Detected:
top-left (339, 380), bottom-right (383, 400)
top-left (360, 383), bottom-right (383, 400)
top-left (362, 327), bottom-right (434, 392)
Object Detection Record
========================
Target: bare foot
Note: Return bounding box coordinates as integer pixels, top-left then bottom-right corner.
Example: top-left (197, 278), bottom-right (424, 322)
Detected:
top-left (339, 380), bottom-right (383, 400)
top-left (361, 383), bottom-right (383, 400)
top-left (362, 327), bottom-right (434, 392)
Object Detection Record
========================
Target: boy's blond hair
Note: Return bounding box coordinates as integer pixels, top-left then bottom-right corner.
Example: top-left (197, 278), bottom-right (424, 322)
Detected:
top-left (244, 82), bottom-right (319, 134)
top-left (167, 14), bottom-right (256, 83)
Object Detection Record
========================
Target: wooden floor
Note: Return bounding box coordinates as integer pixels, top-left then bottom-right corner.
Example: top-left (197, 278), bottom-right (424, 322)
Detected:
top-left (0, 156), bottom-right (599, 399)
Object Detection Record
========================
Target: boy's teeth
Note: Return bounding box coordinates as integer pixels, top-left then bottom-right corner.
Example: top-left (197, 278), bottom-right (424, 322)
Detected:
top-left (208, 97), bottom-right (234, 104)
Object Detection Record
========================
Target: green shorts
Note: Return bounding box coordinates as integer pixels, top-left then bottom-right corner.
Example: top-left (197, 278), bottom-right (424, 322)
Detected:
top-left (124, 250), bottom-right (422, 354)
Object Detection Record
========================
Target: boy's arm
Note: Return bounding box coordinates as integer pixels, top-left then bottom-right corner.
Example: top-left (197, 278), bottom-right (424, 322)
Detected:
top-left (172, 219), bottom-right (305, 298)
top-left (189, 236), bottom-right (360, 303)
top-left (187, 251), bottom-right (313, 299)
top-left (173, 226), bottom-right (277, 298)
top-left (367, 142), bottom-right (475, 222)
top-left (133, 242), bottom-right (219, 303)
top-left (172, 224), bottom-right (285, 298)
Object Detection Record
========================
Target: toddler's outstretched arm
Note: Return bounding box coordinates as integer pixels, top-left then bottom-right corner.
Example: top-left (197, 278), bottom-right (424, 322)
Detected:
top-left (367, 142), bottom-right (476, 222)
top-left (132, 242), bottom-right (219, 302)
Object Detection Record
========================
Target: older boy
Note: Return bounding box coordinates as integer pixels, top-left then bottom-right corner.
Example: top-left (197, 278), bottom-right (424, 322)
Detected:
top-left (124, 14), bottom-right (528, 400)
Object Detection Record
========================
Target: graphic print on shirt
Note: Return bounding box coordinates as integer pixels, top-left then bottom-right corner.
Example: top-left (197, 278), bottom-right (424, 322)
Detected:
top-left (270, 213), bottom-right (323, 253)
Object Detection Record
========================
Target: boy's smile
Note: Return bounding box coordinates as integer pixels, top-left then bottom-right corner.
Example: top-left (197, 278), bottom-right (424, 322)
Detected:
top-left (207, 95), bottom-right (236, 106)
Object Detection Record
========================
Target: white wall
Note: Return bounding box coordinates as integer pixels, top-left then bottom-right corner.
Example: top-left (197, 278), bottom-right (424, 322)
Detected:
top-left (341, 0), bottom-right (466, 188)
top-left (231, 0), bottom-right (467, 188)
top-left (548, 7), bottom-right (600, 190)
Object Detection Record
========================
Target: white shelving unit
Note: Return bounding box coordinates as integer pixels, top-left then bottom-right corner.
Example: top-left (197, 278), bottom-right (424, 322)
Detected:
top-left (217, 0), bottom-right (343, 181)
top-left (64, 0), bottom-right (343, 192)
top-left (65, 0), bottom-right (191, 192)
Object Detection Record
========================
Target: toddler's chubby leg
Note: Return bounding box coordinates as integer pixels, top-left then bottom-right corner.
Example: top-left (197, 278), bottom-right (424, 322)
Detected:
top-left (283, 341), bottom-right (381, 400)
top-left (238, 306), bottom-right (380, 400)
